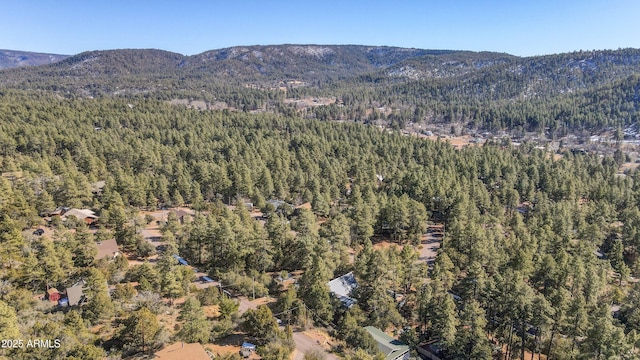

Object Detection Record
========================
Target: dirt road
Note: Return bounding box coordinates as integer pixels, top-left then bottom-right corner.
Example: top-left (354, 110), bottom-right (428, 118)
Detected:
top-left (291, 331), bottom-right (339, 360)
top-left (236, 297), bottom-right (338, 359)
top-left (418, 233), bottom-right (442, 265)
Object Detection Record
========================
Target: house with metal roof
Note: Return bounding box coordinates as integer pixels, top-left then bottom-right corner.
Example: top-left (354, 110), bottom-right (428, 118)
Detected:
top-left (327, 271), bottom-right (358, 308)
top-left (173, 254), bottom-right (189, 266)
top-left (62, 208), bottom-right (99, 225)
top-left (364, 326), bottom-right (410, 360)
top-left (267, 199), bottom-right (287, 210)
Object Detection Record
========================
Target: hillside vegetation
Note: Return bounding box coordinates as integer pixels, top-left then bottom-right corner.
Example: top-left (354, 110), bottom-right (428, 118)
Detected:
top-left (2, 46), bottom-right (640, 131)
top-left (0, 91), bottom-right (640, 358)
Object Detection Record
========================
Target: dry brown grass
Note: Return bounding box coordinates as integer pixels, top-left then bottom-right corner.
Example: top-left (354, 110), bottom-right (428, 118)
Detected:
top-left (203, 305), bottom-right (220, 318)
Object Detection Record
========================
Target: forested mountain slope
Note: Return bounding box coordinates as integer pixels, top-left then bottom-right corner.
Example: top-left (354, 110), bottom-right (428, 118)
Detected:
top-left (2, 45), bottom-right (640, 131)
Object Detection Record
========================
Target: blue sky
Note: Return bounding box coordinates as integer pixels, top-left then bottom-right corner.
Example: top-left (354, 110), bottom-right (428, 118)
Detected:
top-left (2, 0), bottom-right (639, 57)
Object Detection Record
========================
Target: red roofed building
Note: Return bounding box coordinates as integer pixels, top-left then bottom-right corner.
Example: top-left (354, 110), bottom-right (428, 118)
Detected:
top-left (46, 288), bottom-right (61, 302)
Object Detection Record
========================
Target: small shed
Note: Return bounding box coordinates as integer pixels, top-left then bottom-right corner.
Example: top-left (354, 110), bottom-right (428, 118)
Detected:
top-left (173, 255), bottom-right (189, 266)
top-left (47, 288), bottom-right (61, 302)
top-left (48, 207), bottom-right (69, 217)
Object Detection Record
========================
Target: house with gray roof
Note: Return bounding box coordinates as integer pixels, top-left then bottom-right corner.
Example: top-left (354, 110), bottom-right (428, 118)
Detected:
top-left (95, 238), bottom-right (120, 260)
top-left (65, 280), bottom-right (87, 306)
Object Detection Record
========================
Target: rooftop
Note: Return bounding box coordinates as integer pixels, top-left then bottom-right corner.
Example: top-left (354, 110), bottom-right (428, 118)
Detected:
top-left (47, 288), bottom-right (60, 295)
top-left (327, 272), bottom-right (358, 308)
top-left (173, 255), bottom-right (189, 266)
top-left (95, 238), bottom-right (120, 260)
top-left (62, 208), bottom-right (97, 221)
top-left (66, 283), bottom-right (85, 306)
top-left (364, 326), bottom-right (410, 360)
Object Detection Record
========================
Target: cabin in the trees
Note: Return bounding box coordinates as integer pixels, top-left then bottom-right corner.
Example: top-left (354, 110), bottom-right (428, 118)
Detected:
top-left (267, 199), bottom-right (294, 213)
top-left (364, 326), bottom-right (410, 360)
top-left (95, 238), bottom-right (121, 260)
top-left (64, 281), bottom-right (86, 307)
top-left (62, 208), bottom-right (99, 225)
top-left (91, 180), bottom-right (106, 196)
top-left (264, 199), bottom-right (296, 216)
top-left (171, 209), bottom-right (193, 224)
top-left (328, 272), bottom-right (358, 308)
top-left (44, 206), bottom-right (69, 218)
top-left (267, 199), bottom-right (287, 209)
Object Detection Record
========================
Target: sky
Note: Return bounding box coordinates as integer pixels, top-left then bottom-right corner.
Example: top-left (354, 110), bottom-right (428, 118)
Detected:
top-left (2, 0), bottom-right (640, 57)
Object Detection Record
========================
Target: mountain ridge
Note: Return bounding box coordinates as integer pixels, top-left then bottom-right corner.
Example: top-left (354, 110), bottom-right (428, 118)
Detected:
top-left (5, 45), bottom-right (638, 86)
top-left (0, 45), bottom-right (515, 79)
top-left (2, 45), bottom-right (640, 131)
